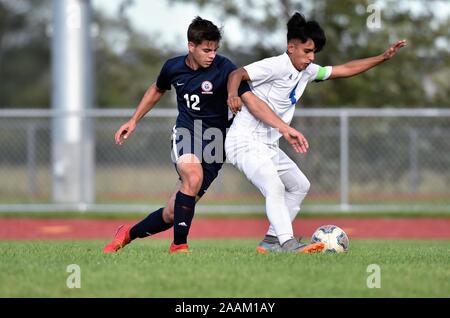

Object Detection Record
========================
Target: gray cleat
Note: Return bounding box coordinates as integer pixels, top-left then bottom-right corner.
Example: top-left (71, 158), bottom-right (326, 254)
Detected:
top-left (256, 236), bottom-right (324, 254)
top-left (281, 238), bottom-right (325, 254)
top-left (280, 238), bottom-right (306, 252)
top-left (256, 235), bottom-right (282, 253)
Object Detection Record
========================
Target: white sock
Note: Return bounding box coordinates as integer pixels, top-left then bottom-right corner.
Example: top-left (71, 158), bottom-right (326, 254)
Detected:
top-left (278, 234), bottom-right (294, 246)
top-left (266, 168), bottom-right (310, 238)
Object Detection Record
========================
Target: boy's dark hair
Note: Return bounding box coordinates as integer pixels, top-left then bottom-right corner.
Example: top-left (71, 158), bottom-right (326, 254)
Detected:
top-left (287, 12), bottom-right (326, 52)
top-left (187, 16), bottom-right (222, 45)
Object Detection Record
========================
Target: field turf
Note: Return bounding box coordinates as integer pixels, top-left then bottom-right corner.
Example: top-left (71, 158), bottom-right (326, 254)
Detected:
top-left (0, 239), bottom-right (449, 298)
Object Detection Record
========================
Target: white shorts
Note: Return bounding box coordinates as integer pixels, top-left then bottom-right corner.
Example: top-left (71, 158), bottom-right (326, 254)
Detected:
top-left (226, 131), bottom-right (310, 239)
top-left (225, 132), bottom-right (299, 182)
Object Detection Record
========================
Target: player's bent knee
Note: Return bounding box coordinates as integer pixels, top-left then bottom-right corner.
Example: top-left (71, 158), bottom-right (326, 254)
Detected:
top-left (300, 178), bottom-right (311, 194)
top-left (180, 173), bottom-right (203, 196)
top-left (186, 173), bottom-right (203, 189)
top-left (290, 174), bottom-right (310, 194)
top-left (178, 153), bottom-right (201, 165)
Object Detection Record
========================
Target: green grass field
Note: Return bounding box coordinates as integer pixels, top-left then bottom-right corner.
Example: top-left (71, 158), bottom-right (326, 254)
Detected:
top-left (1, 239), bottom-right (449, 298)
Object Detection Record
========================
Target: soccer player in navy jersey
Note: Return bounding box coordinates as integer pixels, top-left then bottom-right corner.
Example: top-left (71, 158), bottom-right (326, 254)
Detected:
top-left (103, 16), bottom-right (307, 254)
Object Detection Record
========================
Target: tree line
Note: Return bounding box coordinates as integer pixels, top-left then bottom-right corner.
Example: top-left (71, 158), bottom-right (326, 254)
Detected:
top-left (0, 0), bottom-right (448, 108)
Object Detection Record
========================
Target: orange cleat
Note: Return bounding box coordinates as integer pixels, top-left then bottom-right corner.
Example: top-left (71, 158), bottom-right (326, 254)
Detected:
top-left (169, 242), bottom-right (191, 254)
top-left (298, 242), bottom-right (325, 254)
top-left (103, 225), bottom-right (132, 253)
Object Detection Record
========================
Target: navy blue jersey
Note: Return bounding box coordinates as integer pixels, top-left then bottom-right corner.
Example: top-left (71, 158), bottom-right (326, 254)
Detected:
top-left (156, 54), bottom-right (250, 132)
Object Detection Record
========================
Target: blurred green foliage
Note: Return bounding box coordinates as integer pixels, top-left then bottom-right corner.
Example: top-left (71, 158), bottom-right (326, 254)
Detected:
top-left (0, 0), bottom-right (51, 107)
top-left (0, 0), bottom-right (448, 108)
top-left (0, 0), bottom-right (174, 108)
top-left (173, 0), bottom-right (450, 107)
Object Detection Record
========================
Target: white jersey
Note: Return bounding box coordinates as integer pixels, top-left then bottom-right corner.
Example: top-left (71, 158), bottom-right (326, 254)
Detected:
top-left (228, 52), bottom-right (332, 144)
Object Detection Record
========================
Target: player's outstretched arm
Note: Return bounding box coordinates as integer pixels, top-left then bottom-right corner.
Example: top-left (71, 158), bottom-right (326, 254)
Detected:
top-left (241, 92), bottom-right (309, 153)
top-left (115, 83), bottom-right (166, 145)
top-left (329, 40), bottom-right (407, 79)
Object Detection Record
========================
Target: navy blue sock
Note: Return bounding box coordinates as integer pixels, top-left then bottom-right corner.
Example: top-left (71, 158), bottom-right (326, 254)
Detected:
top-left (173, 191), bottom-right (196, 245)
top-left (129, 208), bottom-right (173, 240)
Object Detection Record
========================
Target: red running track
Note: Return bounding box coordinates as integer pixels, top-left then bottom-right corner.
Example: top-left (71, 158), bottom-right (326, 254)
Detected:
top-left (0, 218), bottom-right (449, 240)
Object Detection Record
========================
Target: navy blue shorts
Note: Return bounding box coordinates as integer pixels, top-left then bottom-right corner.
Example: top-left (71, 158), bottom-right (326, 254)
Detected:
top-left (170, 126), bottom-right (225, 197)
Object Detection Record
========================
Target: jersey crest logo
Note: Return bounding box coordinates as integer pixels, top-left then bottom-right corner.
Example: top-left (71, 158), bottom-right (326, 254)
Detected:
top-left (201, 81), bottom-right (213, 94)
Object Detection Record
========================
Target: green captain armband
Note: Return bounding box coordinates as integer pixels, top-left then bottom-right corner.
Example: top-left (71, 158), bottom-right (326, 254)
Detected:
top-left (315, 66), bottom-right (327, 81)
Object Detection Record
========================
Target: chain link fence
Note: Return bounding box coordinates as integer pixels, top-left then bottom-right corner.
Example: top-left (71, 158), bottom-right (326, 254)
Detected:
top-left (0, 108), bottom-right (449, 213)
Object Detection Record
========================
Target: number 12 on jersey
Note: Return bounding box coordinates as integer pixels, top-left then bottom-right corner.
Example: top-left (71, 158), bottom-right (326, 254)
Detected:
top-left (183, 94), bottom-right (200, 111)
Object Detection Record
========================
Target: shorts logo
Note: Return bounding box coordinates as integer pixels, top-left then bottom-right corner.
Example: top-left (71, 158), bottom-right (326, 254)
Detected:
top-left (201, 81), bottom-right (213, 94)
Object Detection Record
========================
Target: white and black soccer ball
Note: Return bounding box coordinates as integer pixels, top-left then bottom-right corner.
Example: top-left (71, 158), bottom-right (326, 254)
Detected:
top-left (311, 224), bottom-right (349, 253)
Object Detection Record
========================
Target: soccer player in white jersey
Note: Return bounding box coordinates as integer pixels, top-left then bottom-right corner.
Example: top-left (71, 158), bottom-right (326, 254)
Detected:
top-left (226, 12), bottom-right (407, 253)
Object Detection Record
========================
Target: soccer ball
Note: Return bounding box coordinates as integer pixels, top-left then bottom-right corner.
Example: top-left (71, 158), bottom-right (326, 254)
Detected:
top-left (311, 225), bottom-right (349, 253)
